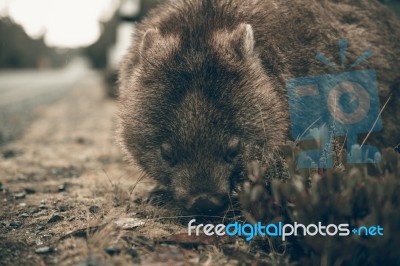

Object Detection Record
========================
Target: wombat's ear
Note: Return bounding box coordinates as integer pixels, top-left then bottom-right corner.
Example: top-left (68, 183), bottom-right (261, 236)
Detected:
top-left (139, 28), bottom-right (160, 58)
top-left (213, 23), bottom-right (255, 62)
top-left (139, 28), bottom-right (179, 62)
top-left (232, 23), bottom-right (255, 57)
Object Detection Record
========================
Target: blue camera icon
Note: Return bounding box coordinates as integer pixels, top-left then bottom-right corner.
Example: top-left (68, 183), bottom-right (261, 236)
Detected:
top-left (287, 69), bottom-right (383, 168)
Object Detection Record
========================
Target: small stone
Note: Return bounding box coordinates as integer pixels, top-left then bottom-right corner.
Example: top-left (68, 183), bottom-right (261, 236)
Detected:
top-left (37, 225), bottom-right (45, 231)
top-left (19, 213), bottom-right (30, 218)
top-left (89, 206), bottom-right (100, 214)
top-left (9, 221), bottom-right (22, 228)
top-left (29, 208), bottom-right (39, 215)
top-left (35, 246), bottom-right (53, 254)
top-left (114, 218), bottom-right (145, 230)
top-left (39, 204), bottom-right (47, 209)
top-left (68, 216), bottom-right (76, 222)
top-left (19, 202), bottom-right (27, 207)
top-left (14, 192), bottom-right (26, 199)
top-left (24, 188), bottom-right (36, 194)
top-left (105, 246), bottom-right (121, 256)
top-left (58, 205), bottom-right (68, 212)
top-left (47, 214), bottom-right (64, 223)
top-left (58, 184), bottom-right (66, 192)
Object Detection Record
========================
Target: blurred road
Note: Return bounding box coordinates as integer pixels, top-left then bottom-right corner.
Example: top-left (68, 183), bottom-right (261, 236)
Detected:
top-left (0, 58), bottom-right (93, 145)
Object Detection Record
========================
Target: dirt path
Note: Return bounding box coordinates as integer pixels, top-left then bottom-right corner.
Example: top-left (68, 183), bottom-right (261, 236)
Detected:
top-left (0, 72), bottom-right (261, 266)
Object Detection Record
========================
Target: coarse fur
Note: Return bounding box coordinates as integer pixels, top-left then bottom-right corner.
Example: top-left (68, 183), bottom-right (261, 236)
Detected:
top-left (118, 0), bottom-right (400, 212)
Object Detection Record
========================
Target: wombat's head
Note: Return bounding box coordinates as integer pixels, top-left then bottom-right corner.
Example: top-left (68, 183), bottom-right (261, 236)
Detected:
top-left (118, 23), bottom-right (288, 214)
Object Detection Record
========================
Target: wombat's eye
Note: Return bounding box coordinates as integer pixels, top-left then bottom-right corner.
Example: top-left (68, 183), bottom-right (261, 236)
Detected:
top-left (224, 137), bottom-right (241, 163)
top-left (160, 143), bottom-right (177, 166)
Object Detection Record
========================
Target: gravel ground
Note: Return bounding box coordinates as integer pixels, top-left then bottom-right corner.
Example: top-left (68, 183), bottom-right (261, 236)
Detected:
top-left (0, 72), bottom-right (259, 266)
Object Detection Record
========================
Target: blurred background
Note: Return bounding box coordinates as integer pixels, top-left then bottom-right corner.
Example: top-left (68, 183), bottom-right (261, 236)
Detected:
top-left (0, 0), bottom-right (398, 147)
top-left (0, 0), bottom-right (165, 146)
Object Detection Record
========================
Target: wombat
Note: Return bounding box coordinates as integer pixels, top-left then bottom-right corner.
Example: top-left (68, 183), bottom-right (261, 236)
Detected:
top-left (118, 0), bottom-right (400, 213)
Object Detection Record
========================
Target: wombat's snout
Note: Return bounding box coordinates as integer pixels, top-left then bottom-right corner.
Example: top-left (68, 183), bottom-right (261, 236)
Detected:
top-left (185, 194), bottom-right (229, 214)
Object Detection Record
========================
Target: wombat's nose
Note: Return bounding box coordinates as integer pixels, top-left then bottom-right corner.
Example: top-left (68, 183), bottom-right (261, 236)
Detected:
top-left (188, 194), bottom-right (228, 214)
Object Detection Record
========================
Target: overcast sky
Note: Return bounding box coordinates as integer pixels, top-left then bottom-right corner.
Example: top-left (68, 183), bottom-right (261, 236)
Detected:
top-left (0, 0), bottom-right (119, 48)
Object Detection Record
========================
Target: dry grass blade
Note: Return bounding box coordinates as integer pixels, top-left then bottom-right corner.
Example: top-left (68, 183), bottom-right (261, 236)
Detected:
top-left (361, 94), bottom-right (392, 147)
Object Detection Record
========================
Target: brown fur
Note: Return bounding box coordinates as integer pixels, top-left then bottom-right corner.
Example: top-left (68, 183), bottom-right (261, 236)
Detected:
top-left (118, 0), bottom-right (400, 212)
